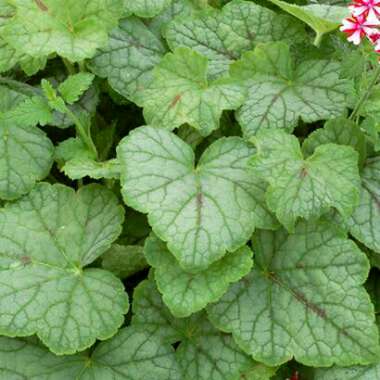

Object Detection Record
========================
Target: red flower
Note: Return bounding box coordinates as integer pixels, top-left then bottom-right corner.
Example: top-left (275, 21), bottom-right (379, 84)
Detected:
top-left (349, 0), bottom-right (380, 24)
top-left (368, 30), bottom-right (380, 51)
top-left (340, 14), bottom-right (378, 44)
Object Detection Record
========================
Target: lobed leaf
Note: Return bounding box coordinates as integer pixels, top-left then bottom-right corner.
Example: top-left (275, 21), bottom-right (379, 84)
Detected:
top-left (233, 42), bottom-right (353, 137)
top-left (165, 0), bottom-right (306, 78)
top-left (132, 279), bottom-right (276, 380)
top-left (145, 233), bottom-right (253, 317)
top-left (137, 47), bottom-right (246, 135)
top-left (90, 17), bottom-right (166, 102)
top-left (348, 158), bottom-right (380, 254)
top-left (102, 244), bottom-right (148, 279)
top-left (0, 117), bottom-right (54, 200)
top-left (0, 326), bottom-right (180, 379)
top-left (208, 221), bottom-right (380, 366)
top-left (0, 183), bottom-right (128, 354)
top-left (250, 129), bottom-right (361, 231)
top-left (117, 126), bottom-right (276, 272)
top-left (3, 0), bottom-right (124, 62)
top-left (58, 73), bottom-right (95, 105)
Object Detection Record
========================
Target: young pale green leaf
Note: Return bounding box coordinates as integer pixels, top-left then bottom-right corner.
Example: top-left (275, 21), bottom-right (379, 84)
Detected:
top-left (3, 96), bottom-right (53, 127)
top-left (165, 0), bottom-right (306, 78)
top-left (132, 279), bottom-right (275, 380)
top-left (0, 326), bottom-right (181, 379)
top-left (0, 77), bottom-right (98, 129)
top-left (0, 118), bottom-right (54, 200)
top-left (233, 42), bottom-right (353, 138)
top-left (117, 126), bottom-right (276, 272)
top-left (62, 158), bottom-right (120, 180)
top-left (19, 55), bottom-right (47, 76)
top-left (102, 244), bottom-right (148, 279)
top-left (145, 234), bottom-right (253, 317)
top-left (125, 0), bottom-right (172, 17)
top-left (41, 79), bottom-right (67, 114)
top-left (207, 221), bottom-right (379, 367)
top-left (267, 0), bottom-right (349, 45)
top-left (3, 0), bottom-right (124, 62)
top-left (89, 17), bottom-right (166, 102)
top-left (302, 117), bottom-right (367, 167)
top-left (55, 137), bottom-right (95, 164)
top-left (58, 73), bottom-right (95, 105)
top-left (348, 158), bottom-right (380, 253)
top-left (250, 129), bottom-right (361, 231)
top-left (53, 85), bottom-right (99, 129)
top-left (136, 47), bottom-right (246, 136)
top-left (0, 183), bottom-right (128, 354)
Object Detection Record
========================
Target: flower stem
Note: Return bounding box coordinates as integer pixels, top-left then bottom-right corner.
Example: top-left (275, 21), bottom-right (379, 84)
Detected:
top-left (350, 64), bottom-right (380, 121)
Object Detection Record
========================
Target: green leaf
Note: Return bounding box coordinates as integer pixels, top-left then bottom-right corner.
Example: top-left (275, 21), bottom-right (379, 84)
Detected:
top-left (303, 118), bottom-right (367, 167)
top-left (0, 1), bottom-right (48, 75)
top-left (267, 0), bottom-right (349, 45)
top-left (0, 1), bottom-right (21, 74)
top-left (55, 137), bottom-right (95, 164)
top-left (125, 0), bottom-right (172, 17)
top-left (117, 126), bottom-right (276, 272)
top-left (0, 78), bottom-right (98, 130)
top-left (3, 0), bottom-right (124, 62)
top-left (3, 96), bottom-right (53, 127)
top-left (0, 40), bottom-right (20, 74)
top-left (311, 362), bottom-right (380, 379)
top-left (148, 0), bottom-right (196, 38)
top-left (165, 0), bottom-right (306, 78)
top-left (348, 158), bottom-right (380, 254)
top-left (132, 279), bottom-right (275, 380)
top-left (89, 17), bottom-right (166, 102)
top-left (19, 55), bottom-right (47, 76)
top-left (41, 79), bottom-right (67, 113)
top-left (145, 233), bottom-right (253, 317)
top-left (207, 221), bottom-right (380, 366)
top-left (58, 73), bottom-right (95, 105)
top-left (0, 118), bottom-right (54, 200)
top-left (360, 117), bottom-right (380, 152)
top-left (0, 83), bottom-right (30, 112)
top-left (0, 337), bottom-right (85, 379)
top-left (233, 42), bottom-right (353, 138)
top-left (250, 129), bottom-right (360, 231)
top-left (137, 47), bottom-right (246, 136)
top-left (0, 183), bottom-right (128, 354)
top-left (76, 326), bottom-right (181, 379)
top-left (62, 158), bottom-right (120, 180)
top-left (0, 326), bottom-right (181, 379)
top-left (102, 244), bottom-right (148, 279)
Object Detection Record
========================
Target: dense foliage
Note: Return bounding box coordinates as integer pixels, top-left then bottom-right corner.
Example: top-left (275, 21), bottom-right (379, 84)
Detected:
top-left (0, 0), bottom-right (380, 379)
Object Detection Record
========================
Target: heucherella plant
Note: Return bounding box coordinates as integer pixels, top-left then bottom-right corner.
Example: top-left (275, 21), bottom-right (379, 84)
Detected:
top-left (1, 0), bottom-right (380, 379)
